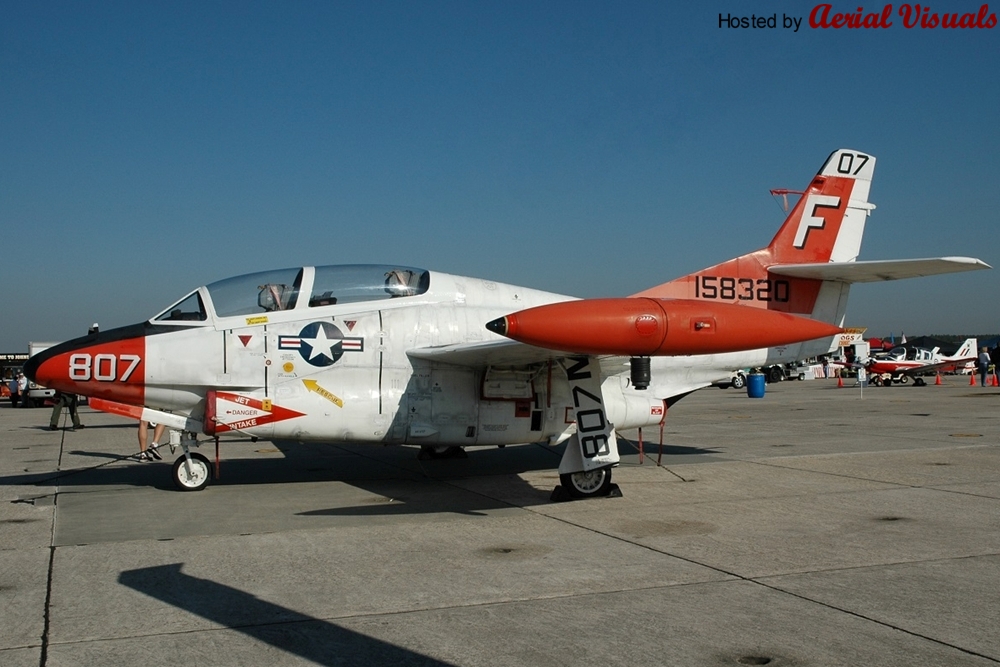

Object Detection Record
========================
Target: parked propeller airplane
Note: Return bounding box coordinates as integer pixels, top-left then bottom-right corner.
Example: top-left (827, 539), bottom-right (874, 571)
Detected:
top-left (866, 338), bottom-right (979, 386)
top-left (26, 149), bottom-right (989, 498)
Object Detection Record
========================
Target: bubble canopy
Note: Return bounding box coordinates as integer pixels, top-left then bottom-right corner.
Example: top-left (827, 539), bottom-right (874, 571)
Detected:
top-left (152, 264), bottom-right (430, 322)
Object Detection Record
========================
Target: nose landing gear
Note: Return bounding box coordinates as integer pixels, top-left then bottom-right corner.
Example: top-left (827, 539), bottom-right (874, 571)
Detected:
top-left (172, 452), bottom-right (211, 491)
top-left (170, 431), bottom-right (213, 491)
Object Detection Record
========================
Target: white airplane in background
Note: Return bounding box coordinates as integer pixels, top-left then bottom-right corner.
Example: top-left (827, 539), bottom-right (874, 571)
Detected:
top-left (26, 149), bottom-right (989, 499)
top-left (867, 338), bottom-right (979, 386)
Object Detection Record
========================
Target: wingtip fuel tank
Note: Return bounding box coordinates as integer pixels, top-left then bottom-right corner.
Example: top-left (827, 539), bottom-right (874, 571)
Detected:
top-left (485, 298), bottom-right (843, 356)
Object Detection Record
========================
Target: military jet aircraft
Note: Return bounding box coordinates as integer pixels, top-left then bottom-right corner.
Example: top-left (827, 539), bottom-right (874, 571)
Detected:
top-left (25, 149), bottom-right (989, 498)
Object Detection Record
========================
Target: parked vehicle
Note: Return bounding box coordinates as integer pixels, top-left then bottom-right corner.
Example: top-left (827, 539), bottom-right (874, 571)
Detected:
top-left (712, 370), bottom-right (748, 389)
top-left (25, 342), bottom-right (59, 407)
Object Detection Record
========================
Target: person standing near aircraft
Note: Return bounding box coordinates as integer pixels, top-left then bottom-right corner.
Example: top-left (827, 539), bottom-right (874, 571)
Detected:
top-left (978, 347), bottom-right (991, 387)
top-left (9, 375), bottom-right (20, 408)
top-left (17, 373), bottom-right (28, 408)
top-left (137, 420), bottom-right (164, 461)
top-left (49, 390), bottom-right (83, 430)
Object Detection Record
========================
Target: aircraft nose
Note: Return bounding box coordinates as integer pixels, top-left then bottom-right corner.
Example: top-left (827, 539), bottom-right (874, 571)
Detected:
top-left (22, 352), bottom-right (44, 386)
top-left (25, 323), bottom-right (149, 405)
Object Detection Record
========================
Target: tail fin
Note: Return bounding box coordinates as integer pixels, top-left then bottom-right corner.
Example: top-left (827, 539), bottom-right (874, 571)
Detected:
top-left (952, 338), bottom-right (978, 360)
top-left (633, 148), bottom-right (877, 324)
top-left (765, 149), bottom-right (876, 264)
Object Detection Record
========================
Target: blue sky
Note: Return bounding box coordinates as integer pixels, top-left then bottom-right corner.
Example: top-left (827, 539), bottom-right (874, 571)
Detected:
top-left (2, 2), bottom-right (998, 350)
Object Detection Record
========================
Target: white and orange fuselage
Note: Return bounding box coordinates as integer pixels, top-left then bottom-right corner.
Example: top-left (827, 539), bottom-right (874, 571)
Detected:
top-left (25, 149), bottom-right (988, 459)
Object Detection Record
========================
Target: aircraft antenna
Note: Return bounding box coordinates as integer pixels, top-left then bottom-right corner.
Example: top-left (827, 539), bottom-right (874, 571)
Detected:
top-left (770, 188), bottom-right (804, 213)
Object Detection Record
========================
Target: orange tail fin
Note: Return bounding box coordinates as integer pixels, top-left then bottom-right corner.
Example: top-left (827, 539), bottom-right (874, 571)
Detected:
top-left (633, 149), bottom-right (876, 320)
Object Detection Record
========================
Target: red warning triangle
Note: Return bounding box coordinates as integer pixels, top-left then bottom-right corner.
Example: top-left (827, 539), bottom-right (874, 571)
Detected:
top-left (238, 335), bottom-right (252, 347)
top-left (345, 321), bottom-right (357, 331)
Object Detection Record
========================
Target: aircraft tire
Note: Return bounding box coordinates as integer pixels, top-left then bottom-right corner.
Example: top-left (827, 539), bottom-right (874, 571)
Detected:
top-left (731, 374), bottom-right (746, 389)
top-left (172, 453), bottom-right (211, 492)
top-left (898, 375), bottom-right (909, 385)
top-left (417, 446), bottom-right (468, 460)
top-left (768, 366), bottom-right (783, 383)
top-left (560, 468), bottom-right (612, 499)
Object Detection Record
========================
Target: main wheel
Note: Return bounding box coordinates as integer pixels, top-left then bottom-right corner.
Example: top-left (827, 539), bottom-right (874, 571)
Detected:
top-left (172, 453), bottom-right (211, 491)
top-left (559, 468), bottom-right (612, 499)
top-left (897, 375), bottom-right (909, 385)
top-left (768, 366), bottom-right (783, 383)
top-left (417, 445), bottom-right (467, 460)
top-left (731, 374), bottom-right (746, 389)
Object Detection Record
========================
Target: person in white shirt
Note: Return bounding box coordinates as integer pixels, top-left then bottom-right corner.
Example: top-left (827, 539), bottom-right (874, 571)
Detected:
top-left (17, 373), bottom-right (28, 408)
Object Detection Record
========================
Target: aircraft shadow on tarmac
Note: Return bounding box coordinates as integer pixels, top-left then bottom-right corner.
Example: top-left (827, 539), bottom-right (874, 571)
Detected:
top-left (3, 438), bottom-right (719, 514)
top-left (119, 564), bottom-right (458, 667)
top-left (617, 439), bottom-right (721, 459)
top-left (4, 440), bottom-right (554, 487)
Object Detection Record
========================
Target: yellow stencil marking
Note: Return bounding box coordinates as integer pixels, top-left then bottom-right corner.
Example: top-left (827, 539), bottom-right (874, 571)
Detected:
top-left (302, 379), bottom-right (344, 408)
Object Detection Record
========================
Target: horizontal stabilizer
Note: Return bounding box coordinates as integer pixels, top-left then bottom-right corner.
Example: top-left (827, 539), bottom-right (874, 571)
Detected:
top-left (767, 257), bottom-right (990, 283)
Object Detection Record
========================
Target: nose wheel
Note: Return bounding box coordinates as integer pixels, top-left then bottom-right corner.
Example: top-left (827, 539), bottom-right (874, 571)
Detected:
top-left (172, 452), bottom-right (211, 491)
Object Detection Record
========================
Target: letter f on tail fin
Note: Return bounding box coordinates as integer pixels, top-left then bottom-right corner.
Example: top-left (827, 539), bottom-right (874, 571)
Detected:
top-left (766, 149), bottom-right (876, 264)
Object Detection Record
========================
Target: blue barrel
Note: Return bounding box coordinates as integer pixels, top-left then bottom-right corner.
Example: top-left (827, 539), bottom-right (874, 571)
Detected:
top-left (746, 373), bottom-right (766, 398)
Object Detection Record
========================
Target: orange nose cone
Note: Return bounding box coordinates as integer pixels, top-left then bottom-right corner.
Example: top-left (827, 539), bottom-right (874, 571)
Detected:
top-left (32, 354), bottom-right (65, 391)
top-left (24, 328), bottom-right (147, 405)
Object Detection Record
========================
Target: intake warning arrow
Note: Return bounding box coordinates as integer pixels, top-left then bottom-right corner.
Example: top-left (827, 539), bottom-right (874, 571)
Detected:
top-left (302, 379), bottom-right (344, 407)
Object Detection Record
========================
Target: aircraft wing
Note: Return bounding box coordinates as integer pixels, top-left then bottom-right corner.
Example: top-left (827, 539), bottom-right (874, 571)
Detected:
top-left (896, 357), bottom-right (976, 376)
top-left (408, 339), bottom-right (560, 367)
top-left (767, 257), bottom-right (990, 283)
top-left (406, 340), bottom-right (629, 376)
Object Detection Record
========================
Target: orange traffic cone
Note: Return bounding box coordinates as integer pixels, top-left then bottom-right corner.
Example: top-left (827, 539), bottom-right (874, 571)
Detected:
top-left (970, 373), bottom-right (977, 386)
top-left (837, 375), bottom-right (844, 388)
top-left (935, 373), bottom-right (942, 385)
top-left (993, 373), bottom-right (999, 387)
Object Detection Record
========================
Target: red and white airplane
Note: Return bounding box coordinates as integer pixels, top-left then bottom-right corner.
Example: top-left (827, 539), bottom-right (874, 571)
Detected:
top-left (25, 149), bottom-right (989, 498)
top-left (866, 338), bottom-right (979, 386)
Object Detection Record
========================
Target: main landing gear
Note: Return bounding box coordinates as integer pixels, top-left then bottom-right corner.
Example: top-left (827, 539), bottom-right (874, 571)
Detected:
top-left (417, 445), bottom-right (468, 460)
top-left (554, 467), bottom-right (620, 501)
